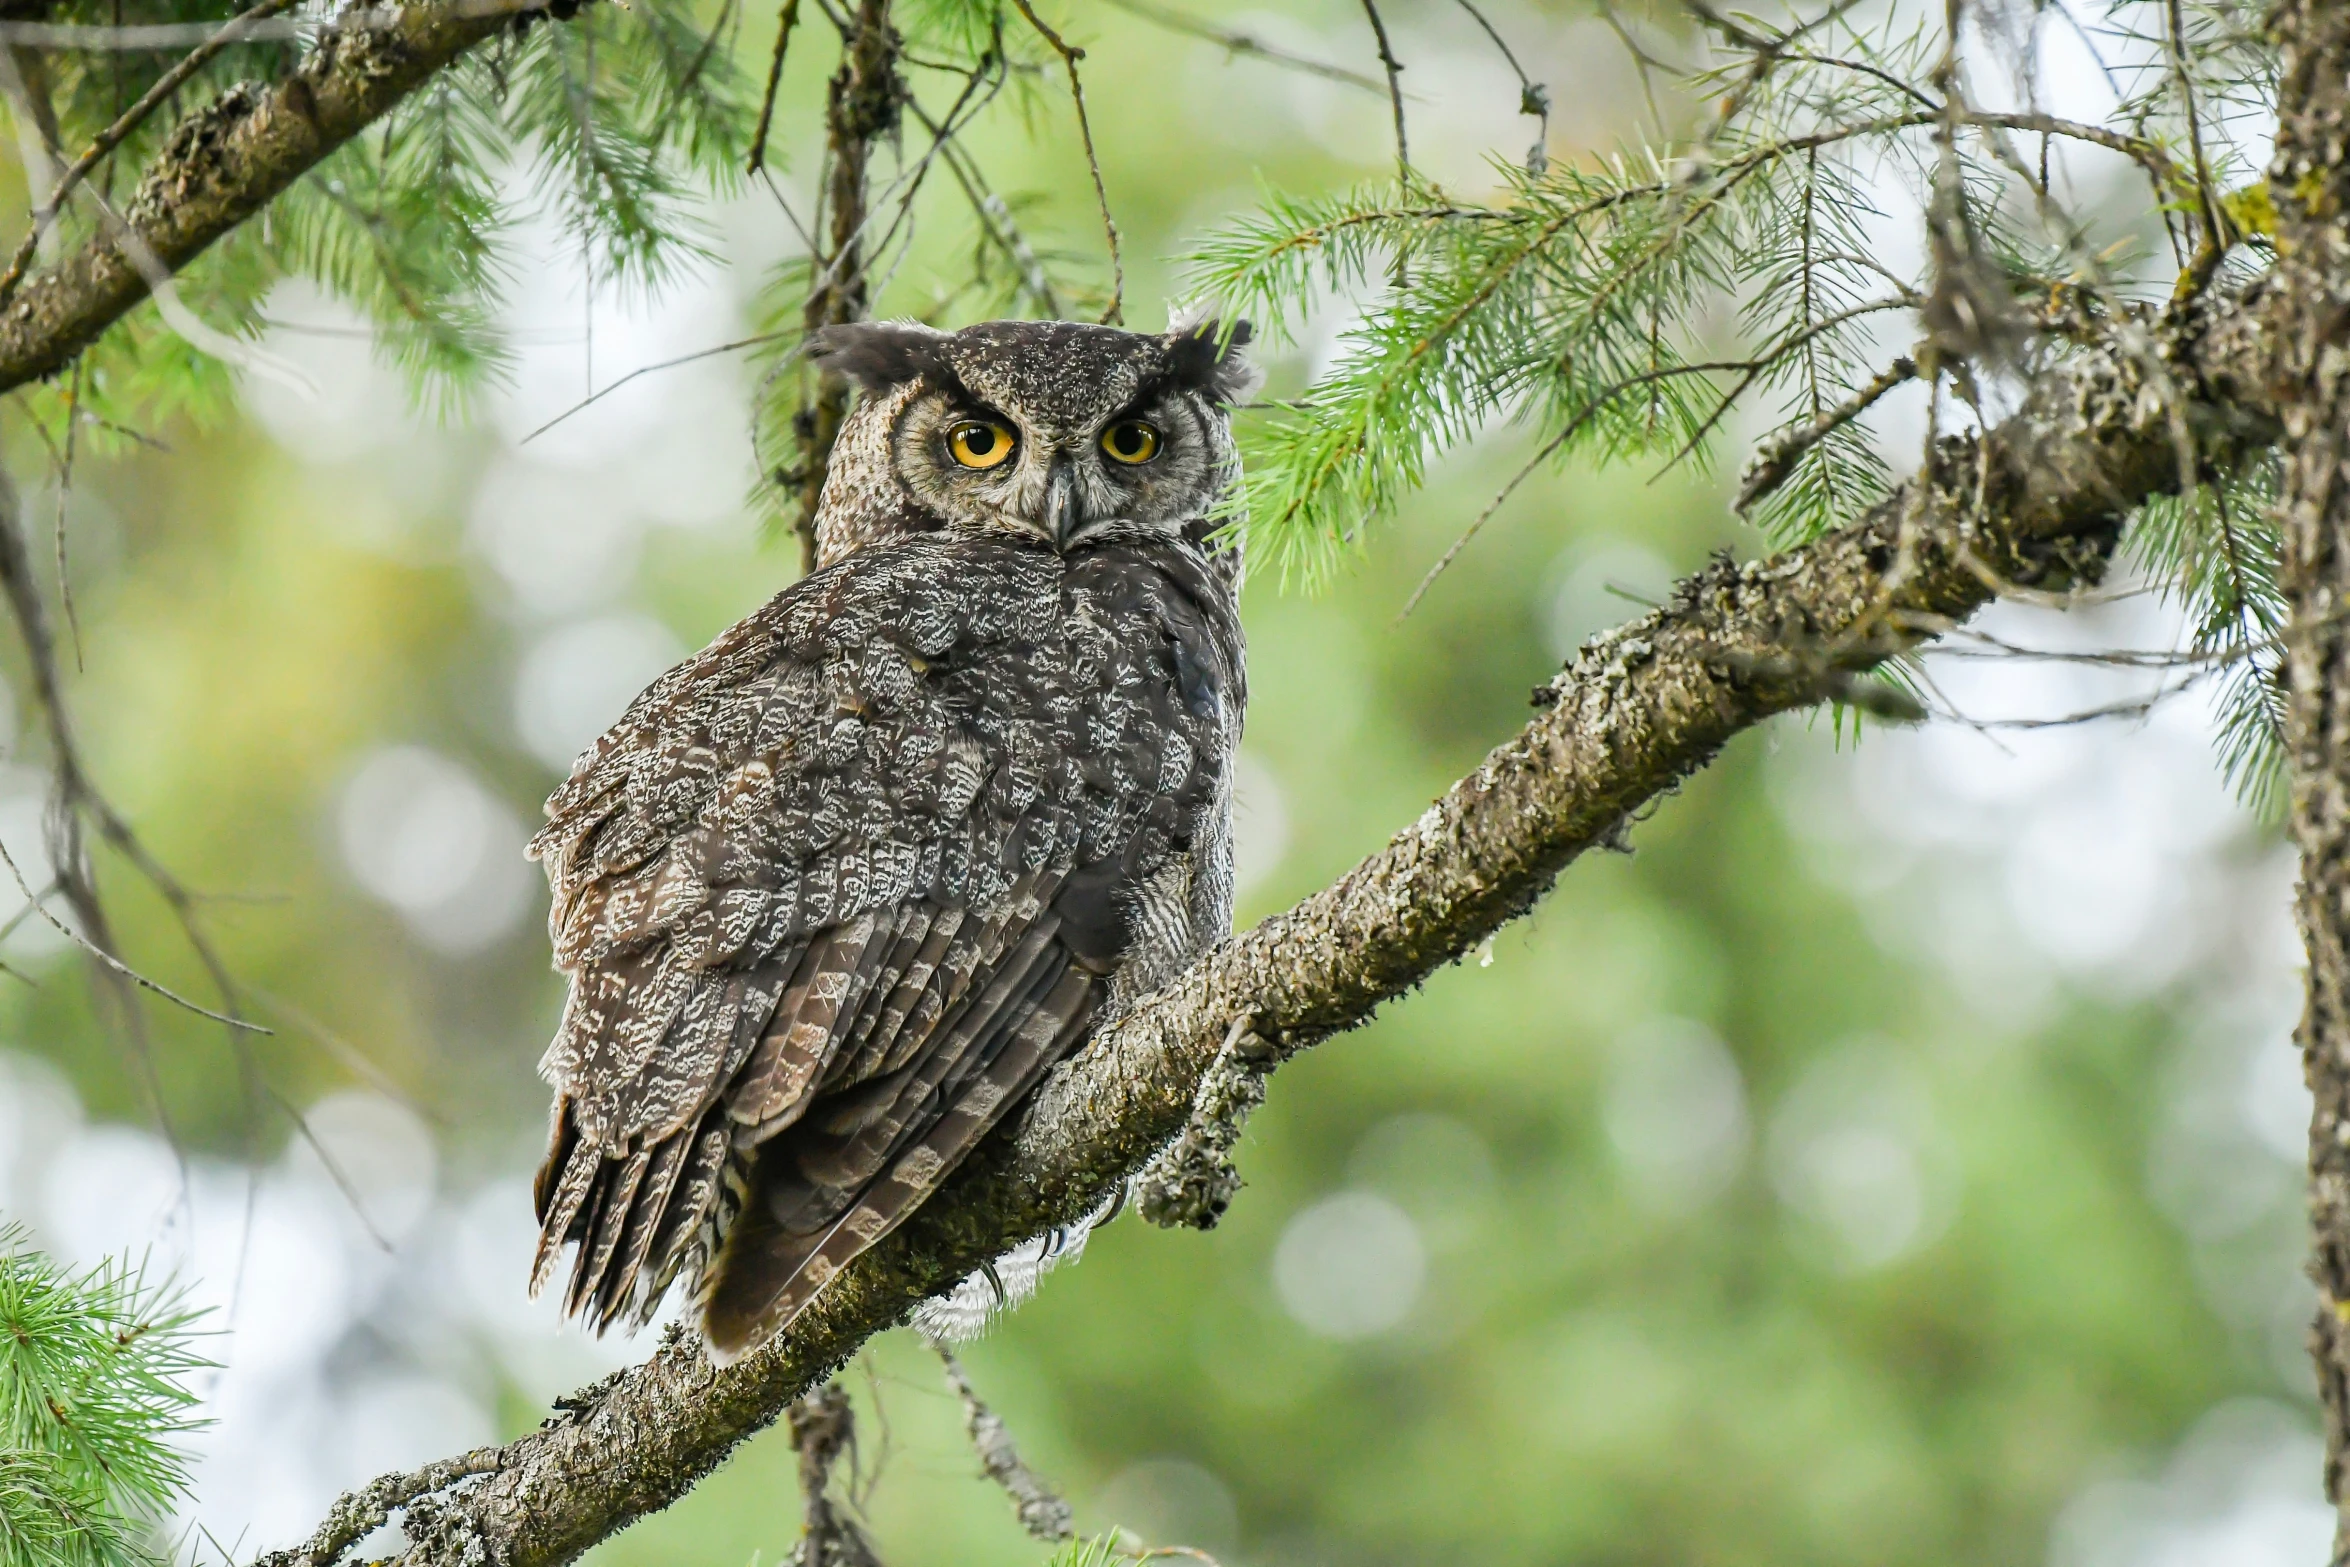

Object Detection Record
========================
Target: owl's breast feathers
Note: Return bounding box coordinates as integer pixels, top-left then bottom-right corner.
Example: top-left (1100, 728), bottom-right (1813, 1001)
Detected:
top-left (526, 532), bottom-right (1243, 1359)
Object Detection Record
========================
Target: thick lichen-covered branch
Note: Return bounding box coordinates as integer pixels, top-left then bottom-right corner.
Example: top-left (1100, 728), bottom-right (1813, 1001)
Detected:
top-left (2262, 0), bottom-right (2350, 1539)
top-left (0, 0), bottom-right (555, 395)
top-left (261, 300), bottom-right (2273, 1567)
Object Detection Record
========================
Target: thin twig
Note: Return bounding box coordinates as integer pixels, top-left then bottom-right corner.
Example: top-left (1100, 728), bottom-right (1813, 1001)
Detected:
top-left (1737, 355), bottom-right (1920, 513)
top-left (1788, 46), bottom-right (1942, 109)
top-left (1597, 6), bottom-right (1671, 140)
top-left (1358, 0), bottom-right (1408, 182)
top-left (903, 100), bottom-right (1064, 315)
top-left (857, 43), bottom-right (1006, 289)
top-left (520, 331), bottom-right (795, 444)
top-left (244, 982), bottom-right (443, 1124)
top-left (1658, 298), bottom-right (1917, 472)
top-left (269, 1085), bottom-right (395, 1252)
top-left (52, 358), bottom-right (83, 671)
top-left (1098, 0), bottom-right (1388, 94)
top-left (1400, 301), bottom-right (1912, 617)
top-left (0, 833), bottom-right (265, 1032)
top-left (933, 1343), bottom-right (1074, 1542)
top-left (2161, 0), bottom-right (2225, 251)
top-left (1448, 0), bottom-right (1546, 165)
top-left (746, 0), bottom-right (800, 175)
top-left (1009, 0), bottom-right (1122, 323)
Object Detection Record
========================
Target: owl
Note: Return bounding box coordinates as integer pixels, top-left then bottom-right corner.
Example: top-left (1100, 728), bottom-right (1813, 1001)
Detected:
top-left (526, 316), bottom-right (1258, 1362)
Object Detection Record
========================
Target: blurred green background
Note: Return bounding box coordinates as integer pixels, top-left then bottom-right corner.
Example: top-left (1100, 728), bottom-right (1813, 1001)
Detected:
top-left (0, 2), bottom-right (2316, 1564)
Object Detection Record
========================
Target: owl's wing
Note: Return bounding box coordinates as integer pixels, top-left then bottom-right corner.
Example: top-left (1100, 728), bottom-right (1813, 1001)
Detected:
top-left (525, 538), bottom-right (1232, 1359)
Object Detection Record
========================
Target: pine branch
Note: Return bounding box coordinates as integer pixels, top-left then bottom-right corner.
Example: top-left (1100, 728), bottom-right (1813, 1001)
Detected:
top-left (0, 0), bottom-right (584, 396)
top-left (254, 284), bottom-right (2279, 1567)
top-left (0, 1233), bottom-right (210, 1565)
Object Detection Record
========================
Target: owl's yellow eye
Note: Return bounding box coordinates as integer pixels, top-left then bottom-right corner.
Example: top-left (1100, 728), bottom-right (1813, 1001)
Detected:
top-left (1100, 420), bottom-right (1160, 465)
top-left (948, 420), bottom-right (1017, 470)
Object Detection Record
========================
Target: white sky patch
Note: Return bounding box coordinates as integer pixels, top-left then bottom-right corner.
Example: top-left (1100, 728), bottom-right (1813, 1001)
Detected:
top-left (337, 744), bottom-right (534, 954)
top-left (513, 613), bottom-right (687, 776)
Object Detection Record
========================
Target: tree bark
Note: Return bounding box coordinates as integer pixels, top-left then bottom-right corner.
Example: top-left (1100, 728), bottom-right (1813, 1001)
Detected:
top-left (250, 297), bottom-right (2274, 1567)
top-left (2269, 0), bottom-right (2350, 1548)
top-left (789, 0), bottom-right (900, 575)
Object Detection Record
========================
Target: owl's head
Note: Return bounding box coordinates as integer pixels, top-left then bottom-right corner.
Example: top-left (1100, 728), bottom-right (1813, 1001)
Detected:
top-left (805, 315), bottom-right (1259, 567)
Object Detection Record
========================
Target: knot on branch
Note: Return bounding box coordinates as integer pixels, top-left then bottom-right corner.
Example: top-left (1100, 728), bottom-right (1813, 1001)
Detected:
top-left (831, 12), bottom-right (907, 145)
top-left (1711, 644), bottom-right (1928, 721)
top-left (1137, 1016), bottom-right (1279, 1230)
top-left (1996, 521), bottom-right (2124, 593)
top-left (125, 81), bottom-right (262, 228)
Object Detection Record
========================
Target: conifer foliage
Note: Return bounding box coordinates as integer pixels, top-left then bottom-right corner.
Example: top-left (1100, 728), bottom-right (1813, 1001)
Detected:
top-left (1191, 1), bottom-right (2284, 799)
top-left (0, 1233), bottom-right (207, 1567)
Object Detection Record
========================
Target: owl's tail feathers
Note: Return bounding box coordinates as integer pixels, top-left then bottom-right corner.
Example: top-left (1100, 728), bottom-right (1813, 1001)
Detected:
top-left (529, 1102), bottom-right (734, 1335)
top-left (700, 962), bottom-right (1096, 1364)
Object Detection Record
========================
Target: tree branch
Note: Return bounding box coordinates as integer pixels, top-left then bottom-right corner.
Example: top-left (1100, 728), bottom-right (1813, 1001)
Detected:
top-left (261, 299), bottom-right (2275, 1567)
top-left (0, 0), bottom-right (557, 396)
top-left (2261, 0), bottom-right (2350, 1532)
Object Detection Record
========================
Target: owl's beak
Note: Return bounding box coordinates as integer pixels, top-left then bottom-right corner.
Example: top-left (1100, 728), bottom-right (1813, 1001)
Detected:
top-left (1042, 457), bottom-right (1080, 549)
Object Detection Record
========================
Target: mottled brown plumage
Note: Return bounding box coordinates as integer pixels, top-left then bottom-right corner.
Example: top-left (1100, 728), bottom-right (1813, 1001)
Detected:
top-left (528, 317), bottom-right (1255, 1360)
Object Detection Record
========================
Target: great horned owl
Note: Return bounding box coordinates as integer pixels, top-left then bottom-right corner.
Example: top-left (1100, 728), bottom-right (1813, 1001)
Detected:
top-left (527, 316), bottom-right (1257, 1361)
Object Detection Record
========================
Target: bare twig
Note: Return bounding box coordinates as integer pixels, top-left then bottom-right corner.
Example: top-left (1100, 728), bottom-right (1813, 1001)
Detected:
top-left (1448, 0), bottom-right (1547, 168)
top-left (50, 358), bottom-right (81, 669)
top-left (521, 330), bottom-right (795, 444)
top-left (933, 1344), bottom-right (1074, 1542)
top-left (1736, 356), bottom-right (1921, 513)
top-left (901, 99), bottom-right (1063, 315)
top-left (245, 982), bottom-right (441, 1122)
top-left (1008, 0), bottom-right (1121, 323)
top-left (1400, 301), bottom-right (1911, 618)
top-left (270, 1084), bottom-right (397, 1252)
top-left (1358, 0), bottom-right (1408, 182)
top-left (0, 470), bottom-right (270, 1044)
top-left (0, 831), bottom-right (264, 1034)
top-left (1136, 1016), bottom-right (1276, 1230)
top-left (1098, 0), bottom-right (1388, 94)
top-left (2162, 0), bottom-right (2227, 250)
top-left (746, 0), bottom-right (800, 175)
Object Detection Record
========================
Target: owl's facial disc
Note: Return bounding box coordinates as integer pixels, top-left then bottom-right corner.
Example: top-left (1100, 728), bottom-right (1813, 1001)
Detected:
top-left (892, 377), bottom-right (1230, 553)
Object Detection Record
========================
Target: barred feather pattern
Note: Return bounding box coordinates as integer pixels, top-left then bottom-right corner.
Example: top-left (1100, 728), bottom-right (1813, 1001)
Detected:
top-left (527, 531), bottom-right (1244, 1361)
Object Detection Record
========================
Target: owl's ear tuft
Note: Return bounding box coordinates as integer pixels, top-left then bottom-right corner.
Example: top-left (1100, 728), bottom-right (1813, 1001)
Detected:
top-left (1163, 316), bottom-right (1263, 405)
top-left (807, 320), bottom-right (952, 393)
